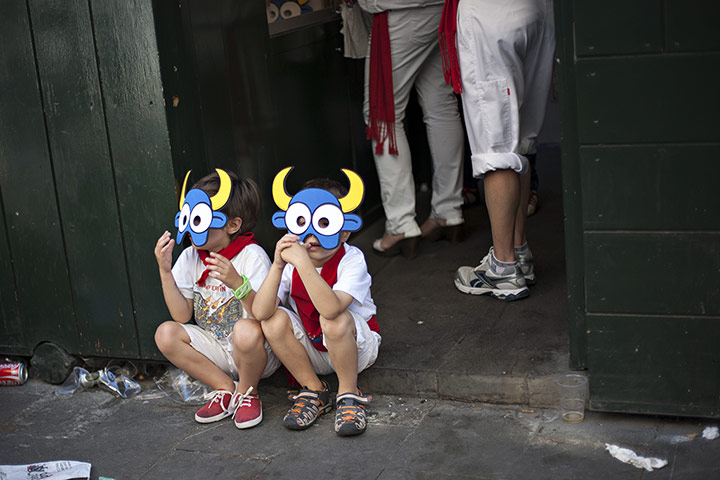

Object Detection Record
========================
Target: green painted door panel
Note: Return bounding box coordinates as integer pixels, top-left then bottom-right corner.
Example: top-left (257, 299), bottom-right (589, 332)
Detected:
top-left (580, 145), bottom-right (719, 230)
top-left (151, 0), bottom-right (205, 181)
top-left (90, 0), bottom-right (178, 359)
top-left (0, 197), bottom-right (24, 354)
top-left (559, 0), bottom-right (720, 418)
top-left (666, 0), bottom-right (720, 52)
top-left (584, 232), bottom-right (720, 315)
top-left (29, 0), bottom-right (138, 357)
top-left (576, 54), bottom-right (720, 144)
top-left (587, 315), bottom-right (720, 417)
top-left (0, 0), bottom-right (79, 354)
top-left (573, 0), bottom-right (662, 56)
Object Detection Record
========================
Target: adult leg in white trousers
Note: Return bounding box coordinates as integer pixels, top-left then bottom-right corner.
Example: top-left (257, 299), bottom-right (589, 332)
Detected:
top-left (414, 38), bottom-right (465, 230)
top-left (456, 0), bottom-right (555, 263)
top-left (364, 5), bottom-right (464, 252)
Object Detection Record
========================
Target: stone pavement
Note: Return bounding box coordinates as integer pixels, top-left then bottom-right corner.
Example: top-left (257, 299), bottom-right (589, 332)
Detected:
top-left (1, 379), bottom-right (718, 479)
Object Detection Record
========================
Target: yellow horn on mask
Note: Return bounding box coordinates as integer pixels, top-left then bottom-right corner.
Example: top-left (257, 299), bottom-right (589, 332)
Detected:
top-left (210, 168), bottom-right (232, 211)
top-left (338, 169), bottom-right (364, 213)
top-left (272, 166), bottom-right (293, 211)
top-left (178, 170), bottom-right (191, 209)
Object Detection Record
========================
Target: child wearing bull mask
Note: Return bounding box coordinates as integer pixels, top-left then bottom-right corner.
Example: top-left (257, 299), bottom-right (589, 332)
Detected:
top-left (253, 167), bottom-right (381, 436)
top-left (154, 169), bottom-right (280, 429)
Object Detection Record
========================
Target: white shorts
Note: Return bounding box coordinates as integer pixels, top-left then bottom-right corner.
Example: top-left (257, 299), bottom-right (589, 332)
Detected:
top-left (457, 0), bottom-right (555, 177)
top-left (180, 323), bottom-right (281, 380)
top-left (279, 306), bottom-right (381, 376)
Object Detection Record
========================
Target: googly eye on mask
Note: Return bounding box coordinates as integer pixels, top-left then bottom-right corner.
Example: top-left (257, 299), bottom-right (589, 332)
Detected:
top-left (175, 169), bottom-right (232, 247)
top-left (270, 167), bottom-right (364, 249)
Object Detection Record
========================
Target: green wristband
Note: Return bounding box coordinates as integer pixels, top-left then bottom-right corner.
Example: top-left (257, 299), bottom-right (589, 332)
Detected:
top-left (233, 274), bottom-right (252, 300)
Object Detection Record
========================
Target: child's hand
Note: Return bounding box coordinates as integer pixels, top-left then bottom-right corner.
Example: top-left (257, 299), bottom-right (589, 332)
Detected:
top-left (273, 234), bottom-right (299, 268)
top-left (280, 238), bottom-right (310, 266)
top-left (206, 253), bottom-right (243, 290)
top-left (154, 231), bottom-right (174, 274)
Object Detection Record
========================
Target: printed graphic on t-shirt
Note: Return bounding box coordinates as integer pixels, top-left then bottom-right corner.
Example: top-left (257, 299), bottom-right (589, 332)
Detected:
top-left (193, 291), bottom-right (241, 339)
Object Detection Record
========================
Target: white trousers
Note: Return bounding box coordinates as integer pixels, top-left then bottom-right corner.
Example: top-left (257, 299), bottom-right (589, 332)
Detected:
top-left (364, 4), bottom-right (465, 236)
top-left (457, 0), bottom-right (555, 177)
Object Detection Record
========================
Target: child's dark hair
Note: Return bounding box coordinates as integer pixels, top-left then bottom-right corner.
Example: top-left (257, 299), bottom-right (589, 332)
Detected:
top-left (193, 170), bottom-right (260, 236)
top-left (301, 178), bottom-right (348, 199)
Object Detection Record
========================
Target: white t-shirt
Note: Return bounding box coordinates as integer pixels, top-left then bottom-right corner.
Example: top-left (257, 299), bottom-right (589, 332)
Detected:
top-left (172, 243), bottom-right (271, 340)
top-left (276, 243), bottom-right (377, 322)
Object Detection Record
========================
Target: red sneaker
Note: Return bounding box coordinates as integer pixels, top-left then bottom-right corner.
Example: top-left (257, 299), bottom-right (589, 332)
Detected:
top-left (194, 390), bottom-right (233, 424)
top-left (232, 387), bottom-right (262, 429)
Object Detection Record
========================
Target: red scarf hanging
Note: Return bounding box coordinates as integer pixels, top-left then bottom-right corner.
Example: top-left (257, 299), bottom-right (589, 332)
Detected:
top-left (438, 0), bottom-right (462, 94)
top-left (366, 12), bottom-right (398, 155)
top-left (196, 232), bottom-right (257, 287)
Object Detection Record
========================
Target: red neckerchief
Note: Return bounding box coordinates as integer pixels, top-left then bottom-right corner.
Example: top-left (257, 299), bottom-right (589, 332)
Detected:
top-left (366, 12), bottom-right (398, 155)
top-left (290, 245), bottom-right (346, 352)
top-left (196, 232), bottom-right (257, 287)
top-left (438, 0), bottom-right (462, 93)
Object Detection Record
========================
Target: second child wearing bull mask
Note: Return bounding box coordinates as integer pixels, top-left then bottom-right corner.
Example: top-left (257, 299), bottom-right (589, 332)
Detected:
top-left (253, 168), bottom-right (382, 437)
top-left (154, 169), bottom-right (280, 430)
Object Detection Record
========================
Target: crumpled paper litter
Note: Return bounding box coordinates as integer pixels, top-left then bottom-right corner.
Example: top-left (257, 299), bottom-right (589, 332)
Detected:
top-left (0, 460), bottom-right (90, 480)
top-left (605, 444), bottom-right (668, 472)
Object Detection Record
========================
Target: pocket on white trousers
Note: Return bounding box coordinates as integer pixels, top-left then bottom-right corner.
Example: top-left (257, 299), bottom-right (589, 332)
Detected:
top-left (479, 79), bottom-right (512, 148)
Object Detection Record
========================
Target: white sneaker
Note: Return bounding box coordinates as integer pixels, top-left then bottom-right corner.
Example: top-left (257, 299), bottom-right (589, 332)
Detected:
top-left (454, 248), bottom-right (529, 301)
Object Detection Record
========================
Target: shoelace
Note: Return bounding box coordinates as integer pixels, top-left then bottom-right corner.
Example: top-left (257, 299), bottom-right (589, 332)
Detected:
top-left (203, 389), bottom-right (231, 407)
top-left (229, 386), bottom-right (254, 413)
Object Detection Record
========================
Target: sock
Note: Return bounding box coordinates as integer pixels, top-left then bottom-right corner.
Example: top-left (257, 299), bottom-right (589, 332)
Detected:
top-left (489, 250), bottom-right (517, 276)
top-left (514, 243), bottom-right (533, 260)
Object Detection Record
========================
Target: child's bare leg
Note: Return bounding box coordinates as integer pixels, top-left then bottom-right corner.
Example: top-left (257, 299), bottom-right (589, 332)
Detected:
top-left (231, 318), bottom-right (267, 394)
top-left (321, 312), bottom-right (359, 395)
top-left (155, 321), bottom-right (234, 392)
top-left (261, 310), bottom-right (322, 390)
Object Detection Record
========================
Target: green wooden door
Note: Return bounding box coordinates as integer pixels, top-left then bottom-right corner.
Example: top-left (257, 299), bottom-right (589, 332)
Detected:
top-left (557, 0), bottom-right (720, 417)
top-left (0, 0), bottom-right (80, 357)
top-left (0, 0), bottom-right (176, 361)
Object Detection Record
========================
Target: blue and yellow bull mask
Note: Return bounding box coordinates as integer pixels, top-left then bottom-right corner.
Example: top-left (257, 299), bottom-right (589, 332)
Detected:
top-left (175, 169), bottom-right (232, 247)
top-left (271, 167), bottom-right (364, 249)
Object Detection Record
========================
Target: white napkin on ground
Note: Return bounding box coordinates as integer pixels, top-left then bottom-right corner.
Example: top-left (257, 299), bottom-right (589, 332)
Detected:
top-left (605, 444), bottom-right (668, 471)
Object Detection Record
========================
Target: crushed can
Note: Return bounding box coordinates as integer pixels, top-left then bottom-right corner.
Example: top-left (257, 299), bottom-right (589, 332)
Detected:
top-left (78, 370), bottom-right (101, 389)
top-left (0, 361), bottom-right (29, 385)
